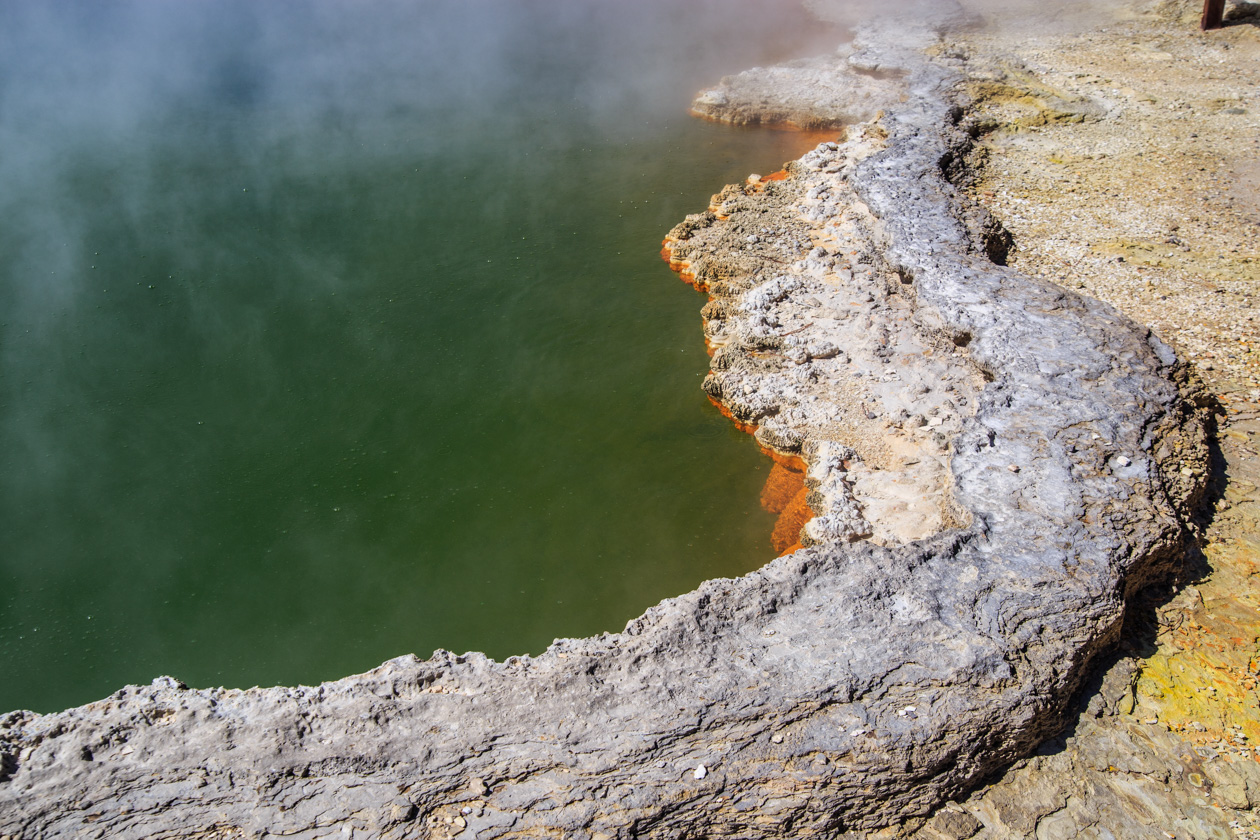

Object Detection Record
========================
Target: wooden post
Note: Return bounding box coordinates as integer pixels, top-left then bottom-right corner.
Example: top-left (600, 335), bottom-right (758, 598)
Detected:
top-left (1202, 0), bottom-right (1226, 30)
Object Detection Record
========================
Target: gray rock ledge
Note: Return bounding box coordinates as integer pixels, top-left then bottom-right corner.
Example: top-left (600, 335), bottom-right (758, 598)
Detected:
top-left (0, 19), bottom-right (1210, 840)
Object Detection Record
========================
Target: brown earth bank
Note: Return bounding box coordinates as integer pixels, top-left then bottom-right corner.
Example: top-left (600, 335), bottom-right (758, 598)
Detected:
top-left (0, 2), bottom-right (1250, 838)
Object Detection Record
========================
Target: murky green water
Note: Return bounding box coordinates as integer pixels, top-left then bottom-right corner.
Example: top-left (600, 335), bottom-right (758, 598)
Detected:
top-left (0, 0), bottom-right (841, 713)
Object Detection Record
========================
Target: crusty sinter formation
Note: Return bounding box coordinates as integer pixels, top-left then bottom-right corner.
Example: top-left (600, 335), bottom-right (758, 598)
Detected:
top-left (0, 10), bottom-right (1212, 839)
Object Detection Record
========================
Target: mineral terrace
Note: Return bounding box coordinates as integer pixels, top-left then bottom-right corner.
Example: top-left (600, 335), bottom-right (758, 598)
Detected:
top-left (0, 5), bottom-right (1221, 839)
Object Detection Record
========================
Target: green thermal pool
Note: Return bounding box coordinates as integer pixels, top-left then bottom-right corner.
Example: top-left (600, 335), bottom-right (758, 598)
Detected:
top-left (0, 0), bottom-right (842, 713)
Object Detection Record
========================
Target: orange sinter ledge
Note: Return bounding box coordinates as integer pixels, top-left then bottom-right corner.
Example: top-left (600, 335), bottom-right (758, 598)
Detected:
top-left (662, 236), bottom-right (815, 557)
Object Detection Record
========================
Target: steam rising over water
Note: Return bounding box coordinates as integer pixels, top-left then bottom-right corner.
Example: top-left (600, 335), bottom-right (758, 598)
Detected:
top-left (0, 0), bottom-right (842, 713)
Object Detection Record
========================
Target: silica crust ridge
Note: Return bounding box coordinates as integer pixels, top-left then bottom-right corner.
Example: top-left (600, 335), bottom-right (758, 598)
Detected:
top-left (0, 14), bottom-right (1210, 838)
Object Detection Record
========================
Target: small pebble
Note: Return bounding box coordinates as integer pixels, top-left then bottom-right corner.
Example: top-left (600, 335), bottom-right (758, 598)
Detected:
top-left (1116, 455), bottom-right (1132, 467)
top-left (771, 733), bottom-right (784, 744)
top-left (693, 764), bottom-right (708, 781)
top-left (1007, 464), bottom-right (1020, 473)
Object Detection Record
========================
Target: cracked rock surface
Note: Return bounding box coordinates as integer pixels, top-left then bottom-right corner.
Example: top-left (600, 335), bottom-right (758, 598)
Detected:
top-left (0, 10), bottom-right (1211, 839)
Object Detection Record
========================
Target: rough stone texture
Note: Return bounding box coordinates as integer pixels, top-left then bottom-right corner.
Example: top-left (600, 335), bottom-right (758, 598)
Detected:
top-left (900, 659), bottom-right (1260, 840)
top-left (689, 51), bottom-right (906, 130)
top-left (895, 2), bottom-right (1260, 836)
top-left (0, 10), bottom-right (1212, 840)
top-left (953, 0), bottom-right (1260, 408)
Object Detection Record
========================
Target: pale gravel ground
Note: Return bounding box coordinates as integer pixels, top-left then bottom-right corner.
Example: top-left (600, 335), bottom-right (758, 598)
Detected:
top-left (957, 0), bottom-right (1260, 410)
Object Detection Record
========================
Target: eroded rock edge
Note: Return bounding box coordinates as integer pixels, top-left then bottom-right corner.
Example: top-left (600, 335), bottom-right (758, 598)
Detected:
top-left (0, 18), bottom-right (1210, 840)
